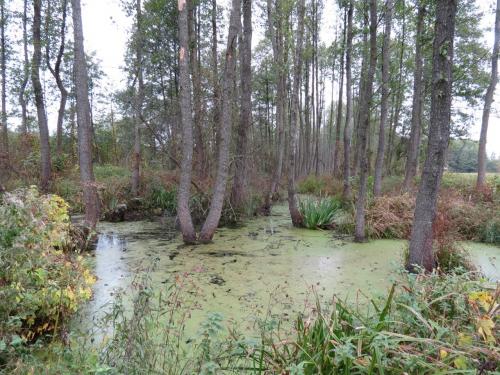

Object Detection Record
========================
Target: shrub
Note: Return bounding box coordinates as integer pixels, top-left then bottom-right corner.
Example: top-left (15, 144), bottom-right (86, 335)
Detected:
top-left (298, 175), bottom-right (327, 195)
top-left (480, 216), bottom-right (500, 245)
top-left (299, 197), bottom-right (342, 229)
top-left (0, 187), bottom-right (95, 348)
top-left (146, 185), bottom-right (177, 214)
top-left (366, 194), bottom-right (415, 239)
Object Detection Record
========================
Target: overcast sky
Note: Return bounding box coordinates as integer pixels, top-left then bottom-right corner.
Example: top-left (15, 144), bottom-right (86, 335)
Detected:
top-left (70, 0), bottom-right (500, 156)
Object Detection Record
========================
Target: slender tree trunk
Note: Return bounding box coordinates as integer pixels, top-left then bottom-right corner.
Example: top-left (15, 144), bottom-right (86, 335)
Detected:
top-left (333, 9), bottom-right (346, 177)
top-left (477, 0), bottom-right (500, 189)
top-left (342, 0), bottom-right (354, 200)
top-left (373, 0), bottom-right (393, 196)
top-left (46, 0), bottom-right (69, 158)
top-left (288, 0), bottom-right (305, 226)
top-left (177, 0), bottom-right (196, 243)
top-left (131, 0), bottom-right (144, 196)
top-left (402, 2), bottom-right (426, 192)
top-left (71, 0), bottom-right (100, 228)
top-left (407, 0), bottom-right (457, 272)
top-left (354, 0), bottom-right (377, 242)
top-left (0, 0), bottom-right (8, 177)
top-left (211, 0), bottom-right (221, 159)
top-left (199, 0), bottom-right (240, 242)
top-left (32, 0), bottom-right (51, 192)
top-left (231, 0), bottom-right (252, 210)
top-left (19, 0), bottom-right (29, 135)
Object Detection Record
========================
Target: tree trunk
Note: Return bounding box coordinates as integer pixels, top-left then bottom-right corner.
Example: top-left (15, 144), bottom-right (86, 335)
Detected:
top-left (46, 0), bottom-right (69, 158)
top-left (177, 0), bottom-right (197, 244)
top-left (231, 0), bottom-right (252, 210)
top-left (402, 2), bottom-right (426, 192)
top-left (211, 0), bottom-right (221, 162)
top-left (199, 0), bottom-right (240, 242)
top-left (19, 0), bottom-right (29, 135)
top-left (407, 0), bottom-right (457, 272)
top-left (354, 0), bottom-right (377, 242)
top-left (0, 0), bottom-right (8, 178)
top-left (477, 0), bottom-right (500, 189)
top-left (333, 8), bottom-right (346, 177)
top-left (131, 0), bottom-right (144, 196)
top-left (288, 0), bottom-right (305, 226)
top-left (71, 0), bottom-right (101, 228)
top-left (373, 0), bottom-right (393, 196)
top-left (32, 0), bottom-right (51, 192)
top-left (342, 0), bottom-right (354, 201)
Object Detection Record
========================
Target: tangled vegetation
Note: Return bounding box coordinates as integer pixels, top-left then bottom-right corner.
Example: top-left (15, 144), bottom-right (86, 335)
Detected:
top-left (0, 188), bottom-right (95, 366)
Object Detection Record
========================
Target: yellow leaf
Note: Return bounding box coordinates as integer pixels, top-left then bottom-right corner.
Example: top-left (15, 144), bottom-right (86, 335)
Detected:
top-left (439, 349), bottom-right (448, 359)
top-left (458, 333), bottom-right (473, 346)
top-left (477, 317), bottom-right (495, 343)
top-left (454, 355), bottom-right (468, 369)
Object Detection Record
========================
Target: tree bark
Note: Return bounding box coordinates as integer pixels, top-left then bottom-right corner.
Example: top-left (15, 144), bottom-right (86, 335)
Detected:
top-left (477, 0), bottom-right (500, 189)
top-left (131, 0), bottom-right (144, 196)
top-left (32, 0), bottom-right (51, 192)
top-left (354, 0), bottom-right (377, 242)
top-left (342, 0), bottom-right (354, 201)
top-left (287, 0), bottom-right (306, 227)
top-left (199, 0), bottom-right (240, 242)
top-left (177, 0), bottom-right (197, 244)
top-left (407, 0), bottom-right (457, 272)
top-left (71, 0), bottom-right (101, 228)
top-left (402, 2), bottom-right (426, 192)
top-left (333, 8), bottom-right (346, 177)
top-left (373, 0), bottom-right (393, 196)
top-left (231, 0), bottom-right (252, 210)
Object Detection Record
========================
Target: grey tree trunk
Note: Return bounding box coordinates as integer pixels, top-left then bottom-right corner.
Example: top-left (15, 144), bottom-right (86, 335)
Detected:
top-left (231, 0), bottom-right (252, 210)
top-left (19, 0), bottom-right (29, 135)
top-left (177, 0), bottom-right (197, 244)
top-left (199, 0), bottom-right (240, 242)
top-left (354, 0), bottom-right (377, 243)
top-left (342, 0), bottom-right (354, 201)
top-left (477, 0), bottom-right (500, 189)
top-left (71, 0), bottom-right (101, 228)
top-left (131, 0), bottom-right (144, 196)
top-left (0, 0), bottom-right (8, 178)
top-left (333, 9), bottom-right (346, 177)
top-left (287, 0), bottom-right (305, 227)
top-left (373, 0), bottom-right (393, 196)
top-left (32, 0), bottom-right (51, 192)
top-left (407, 0), bottom-right (457, 272)
top-left (46, 0), bottom-right (69, 158)
top-left (211, 0), bottom-right (221, 159)
top-left (402, 2), bottom-right (426, 192)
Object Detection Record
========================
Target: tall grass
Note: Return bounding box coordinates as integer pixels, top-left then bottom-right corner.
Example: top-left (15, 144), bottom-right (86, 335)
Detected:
top-left (298, 197), bottom-right (342, 229)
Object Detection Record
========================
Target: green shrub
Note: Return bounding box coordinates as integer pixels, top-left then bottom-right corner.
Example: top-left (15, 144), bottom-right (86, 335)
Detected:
top-left (480, 216), bottom-right (500, 245)
top-left (298, 175), bottom-right (327, 195)
top-left (298, 197), bottom-right (342, 229)
top-left (147, 185), bottom-right (177, 214)
top-left (0, 187), bottom-right (95, 348)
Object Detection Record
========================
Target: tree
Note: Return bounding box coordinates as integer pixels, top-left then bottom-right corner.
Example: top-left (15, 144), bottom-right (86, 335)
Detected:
top-left (176, 0), bottom-right (197, 244)
top-left (19, 0), bottom-right (29, 135)
top-left (0, 0), bottom-right (8, 178)
top-left (354, 0), bottom-right (377, 242)
top-left (333, 7), bottom-right (346, 178)
top-left (32, 0), bottom-right (51, 192)
top-left (199, 0), bottom-right (241, 242)
top-left (402, 2), bottom-right (426, 192)
top-left (342, 0), bottom-right (354, 201)
top-left (71, 0), bottom-right (101, 228)
top-left (407, 0), bottom-right (457, 272)
top-left (231, 0), bottom-right (252, 210)
top-left (131, 0), bottom-right (144, 196)
top-left (477, 0), bottom-right (500, 189)
top-left (287, 0), bottom-right (306, 227)
top-left (45, 0), bottom-right (69, 157)
top-left (373, 0), bottom-right (393, 197)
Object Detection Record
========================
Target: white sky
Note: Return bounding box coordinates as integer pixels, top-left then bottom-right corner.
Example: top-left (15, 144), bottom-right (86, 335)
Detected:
top-left (60, 0), bottom-right (500, 156)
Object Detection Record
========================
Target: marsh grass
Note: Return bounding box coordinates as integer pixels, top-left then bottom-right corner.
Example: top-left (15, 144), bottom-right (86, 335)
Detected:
top-left (298, 197), bottom-right (342, 229)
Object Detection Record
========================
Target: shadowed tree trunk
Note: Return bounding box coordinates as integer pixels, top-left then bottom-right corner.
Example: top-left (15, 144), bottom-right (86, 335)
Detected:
top-left (354, 0), bottom-right (377, 242)
top-left (177, 0), bottom-right (196, 244)
top-left (32, 0), bottom-right (51, 192)
top-left (0, 0), bottom-right (8, 179)
top-left (402, 2), bottom-right (426, 192)
top-left (199, 0), bottom-right (240, 242)
top-left (46, 0), bottom-right (69, 158)
top-left (131, 0), bottom-right (144, 196)
top-left (71, 0), bottom-right (100, 228)
top-left (373, 0), bottom-right (393, 196)
top-left (231, 0), bottom-right (252, 210)
top-left (287, 0), bottom-right (306, 227)
top-left (333, 8), bottom-right (346, 177)
top-left (211, 0), bottom-right (221, 159)
top-left (342, 0), bottom-right (354, 201)
top-left (477, 0), bottom-right (500, 189)
top-left (407, 0), bottom-right (457, 272)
